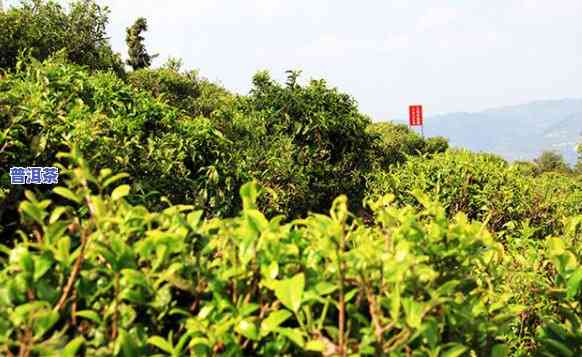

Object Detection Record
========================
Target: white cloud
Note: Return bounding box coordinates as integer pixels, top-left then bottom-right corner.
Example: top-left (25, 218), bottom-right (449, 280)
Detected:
top-left (416, 7), bottom-right (458, 32)
top-left (250, 0), bottom-right (287, 18)
top-left (385, 33), bottom-right (410, 50)
top-left (298, 35), bottom-right (356, 58)
top-left (5, 0), bottom-right (577, 117)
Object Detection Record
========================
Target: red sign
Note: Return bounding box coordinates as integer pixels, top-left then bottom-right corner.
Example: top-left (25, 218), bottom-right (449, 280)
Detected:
top-left (409, 105), bottom-right (423, 126)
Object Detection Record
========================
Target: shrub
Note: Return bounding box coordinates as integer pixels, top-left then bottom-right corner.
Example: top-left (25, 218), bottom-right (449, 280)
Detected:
top-left (502, 216), bottom-right (582, 355)
top-left (0, 0), bottom-right (125, 76)
top-left (0, 151), bottom-right (523, 356)
top-left (511, 160), bottom-right (537, 176)
top-left (366, 150), bottom-right (582, 237)
top-left (0, 57), bottom-right (237, 239)
top-left (214, 70), bottom-right (379, 217)
top-left (367, 122), bottom-right (449, 168)
top-left (127, 64), bottom-right (233, 118)
top-left (533, 151), bottom-right (572, 175)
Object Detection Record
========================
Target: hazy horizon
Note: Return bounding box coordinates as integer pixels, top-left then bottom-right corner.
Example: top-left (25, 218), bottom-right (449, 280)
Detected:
top-left (5, 0), bottom-right (582, 120)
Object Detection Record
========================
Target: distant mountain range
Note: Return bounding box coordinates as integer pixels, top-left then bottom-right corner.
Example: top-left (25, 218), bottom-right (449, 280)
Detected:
top-left (391, 98), bottom-right (582, 164)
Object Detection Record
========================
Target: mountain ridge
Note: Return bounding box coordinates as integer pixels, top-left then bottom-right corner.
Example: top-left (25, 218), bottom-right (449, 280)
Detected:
top-left (388, 98), bottom-right (582, 164)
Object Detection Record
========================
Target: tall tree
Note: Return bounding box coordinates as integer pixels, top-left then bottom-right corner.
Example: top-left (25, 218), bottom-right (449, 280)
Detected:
top-left (0, 0), bottom-right (124, 75)
top-left (126, 17), bottom-right (155, 70)
top-left (533, 150), bottom-right (571, 174)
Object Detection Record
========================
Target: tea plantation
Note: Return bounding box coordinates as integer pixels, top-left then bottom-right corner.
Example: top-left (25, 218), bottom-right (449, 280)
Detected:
top-left (0, 1), bottom-right (581, 356)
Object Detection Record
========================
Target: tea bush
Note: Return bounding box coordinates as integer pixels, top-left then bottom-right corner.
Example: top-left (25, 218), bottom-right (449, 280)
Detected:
top-left (0, 57), bottom-right (238, 238)
top-left (127, 66), bottom-right (233, 118)
top-left (212, 79), bottom-right (448, 218)
top-left (366, 150), bottom-right (582, 238)
top-left (367, 122), bottom-right (448, 168)
top-left (0, 54), bottom-right (454, 230)
top-left (0, 0), bottom-right (125, 76)
top-left (501, 215), bottom-right (582, 355)
top-left (212, 70), bottom-right (380, 217)
top-left (2, 3), bottom-right (582, 353)
top-left (0, 148), bottom-right (529, 356)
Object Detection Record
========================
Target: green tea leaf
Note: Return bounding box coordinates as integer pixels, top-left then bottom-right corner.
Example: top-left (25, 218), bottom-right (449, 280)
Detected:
top-left (260, 309), bottom-right (292, 336)
top-left (62, 336), bottom-right (85, 357)
top-left (390, 284), bottom-right (401, 320)
top-left (111, 184), bottom-right (130, 201)
top-left (273, 273), bottom-right (304, 313)
top-left (19, 201), bottom-right (45, 225)
top-left (53, 187), bottom-right (82, 204)
top-left (276, 327), bottom-right (304, 347)
top-left (305, 339), bottom-right (326, 352)
top-left (261, 261), bottom-right (279, 280)
top-left (491, 344), bottom-right (509, 357)
top-left (314, 282), bottom-right (337, 296)
top-left (102, 173), bottom-right (130, 189)
top-left (75, 310), bottom-right (102, 324)
top-left (33, 255), bottom-right (53, 282)
top-left (402, 298), bottom-right (423, 329)
top-left (148, 336), bottom-right (174, 354)
top-left (33, 310), bottom-right (59, 339)
top-left (566, 268), bottom-right (582, 299)
top-left (240, 181), bottom-right (259, 210)
top-left (236, 319), bottom-right (259, 341)
top-left (441, 344), bottom-right (468, 357)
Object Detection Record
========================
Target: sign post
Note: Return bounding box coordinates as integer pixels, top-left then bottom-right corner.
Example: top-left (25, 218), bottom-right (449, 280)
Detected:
top-left (408, 105), bottom-right (424, 137)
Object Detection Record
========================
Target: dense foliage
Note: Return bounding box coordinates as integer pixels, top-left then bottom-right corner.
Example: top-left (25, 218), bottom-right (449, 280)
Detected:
top-left (125, 18), bottom-right (155, 71)
top-left (367, 122), bottom-right (448, 167)
top-left (366, 150), bottom-right (582, 238)
top-left (1, 1), bottom-right (582, 355)
top-left (0, 152), bottom-right (580, 356)
top-left (0, 0), bottom-right (124, 76)
top-left (533, 151), bottom-right (572, 175)
top-left (0, 57), bottom-right (236, 234)
top-left (126, 63), bottom-right (233, 118)
top-left (211, 70), bottom-right (381, 217)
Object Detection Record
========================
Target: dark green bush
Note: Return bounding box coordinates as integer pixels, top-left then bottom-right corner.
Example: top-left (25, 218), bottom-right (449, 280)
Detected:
top-left (366, 150), bottom-right (582, 237)
top-left (214, 70), bottom-right (379, 217)
top-left (367, 122), bottom-right (449, 167)
top-left (533, 151), bottom-right (572, 175)
top-left (511, 160), bottom-right (537, 176)
top-left (0, 0), bottom-right (125, 76)
top-left (0, 57), bottom-right (238, 237)
top-left (127, 63), bottom-right (233, 118)
top-left (1, 2), bottom-right (581, 353)
top-left (0, 151), bottom-right (524, 356)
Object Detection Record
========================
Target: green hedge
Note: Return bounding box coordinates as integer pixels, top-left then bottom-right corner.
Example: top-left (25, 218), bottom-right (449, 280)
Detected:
top-left (0, 58), bottom-right (238, 237)
top-left (366, 150), bottom-right (582, 238)
top-left (1, 151), bottom-right (581, 355)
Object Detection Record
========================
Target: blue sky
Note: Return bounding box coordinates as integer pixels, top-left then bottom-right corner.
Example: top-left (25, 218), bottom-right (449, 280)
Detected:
top-left (6, 0), bottom-right (582, 119)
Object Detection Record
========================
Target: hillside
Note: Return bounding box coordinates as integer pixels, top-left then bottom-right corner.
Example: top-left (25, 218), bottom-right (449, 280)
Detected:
top-left (393, 98), bottom-right (582, 164)
top-left (1, 1), bottom-right (582, 356)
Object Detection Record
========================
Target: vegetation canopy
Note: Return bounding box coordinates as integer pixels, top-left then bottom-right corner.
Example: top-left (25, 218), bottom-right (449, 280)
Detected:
top-left (0, 1), bottom-right (581, 356)
top-left (0, 0), bottom-right (125, 76)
